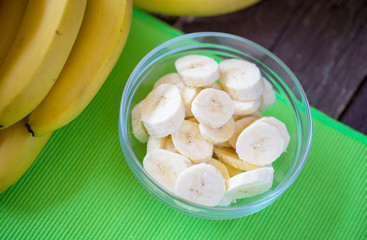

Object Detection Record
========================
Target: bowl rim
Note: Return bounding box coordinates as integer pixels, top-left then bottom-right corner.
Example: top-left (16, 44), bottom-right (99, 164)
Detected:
top-left (119, 32), bottom-right (313, 216)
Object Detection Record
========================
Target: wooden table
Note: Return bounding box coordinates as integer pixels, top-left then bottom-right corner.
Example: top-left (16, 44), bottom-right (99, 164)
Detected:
top-left (154, 0), bottom-right (367, 134)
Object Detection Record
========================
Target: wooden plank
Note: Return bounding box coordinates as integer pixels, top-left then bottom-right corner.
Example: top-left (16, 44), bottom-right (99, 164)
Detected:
top-left (153, 14), bottom-right (179, 26)
top-left (176, 0), bottom-right (300, 49)
top-left (271, 0), bottom-right (367, 118)
top-left (340, 77), bottom-right (367, 135)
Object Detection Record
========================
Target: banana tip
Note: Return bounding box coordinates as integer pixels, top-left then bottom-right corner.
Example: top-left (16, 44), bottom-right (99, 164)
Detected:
top-left (25, 123), bottom-right (35, 137)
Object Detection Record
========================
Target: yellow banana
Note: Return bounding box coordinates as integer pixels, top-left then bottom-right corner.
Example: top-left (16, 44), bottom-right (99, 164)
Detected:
top-left (0, 0), bottom-right (28, 66)
top-left (0, 119), bottom-right (52, 194)
top-left (26, 0), bottom-right (132, 137)
top-left (133, 0), bottom-right (260, 17)
top-left (0, 0), bottom-right (87, 129)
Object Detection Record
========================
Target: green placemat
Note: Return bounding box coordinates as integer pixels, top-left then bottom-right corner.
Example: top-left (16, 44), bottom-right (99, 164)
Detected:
top-left (1, 9), bottom-right (366, 239)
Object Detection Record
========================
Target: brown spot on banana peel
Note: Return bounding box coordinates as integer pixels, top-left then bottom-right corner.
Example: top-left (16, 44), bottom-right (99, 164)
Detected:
top-left (25, 123), bottom-right (35, 137)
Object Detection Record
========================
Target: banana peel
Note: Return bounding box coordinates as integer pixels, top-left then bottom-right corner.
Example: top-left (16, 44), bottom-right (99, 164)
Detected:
top-left (0, 120), bottom-right (52, 194)
top-left (133, 0), bottom-right (260, 17)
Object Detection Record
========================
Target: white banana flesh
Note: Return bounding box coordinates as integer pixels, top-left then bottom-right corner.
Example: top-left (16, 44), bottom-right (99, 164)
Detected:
top-left (143, 149), bottom-right (191, 192)
top-left (175, 55), bottom-right (219, 87)
top-left (147, 136), bottom-right (167, 152)
top-left (153, 73), bottom-right (184, 89)
top-left (219, 59), bottom-right (264, 101)
top-left (131, 100), bottom-right (149, 143)
top-left (174, 163), bottom-right (226, 207)
top-left (225, 167), bottom-right (274, 199)
top-left (191, 89), bottom-right (234, 128)
top-left (141, 84), bottom-right (185, 138)
top-left (255, 116), bottom-right (290, 151)
top-left (153, 73), bottom-right (199, 117)
top-left (236, 121), bottom-right (284, 165)
top-left (181, 86), bottom-right (200, 117)
top-left (228, 116), bottom-right (257, 148)
top-left (171, 120), bottom-right (213, 163)
top-left (233, 98), bottom-right (261, 115)
top-left (199, 117), bottom-right (234, 144)
top-left (259, 78), bottom-right (276, 110)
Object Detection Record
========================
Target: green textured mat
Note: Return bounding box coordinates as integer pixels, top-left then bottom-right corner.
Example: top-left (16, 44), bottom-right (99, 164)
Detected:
top-left (1, 9), bottom-right (366, 239)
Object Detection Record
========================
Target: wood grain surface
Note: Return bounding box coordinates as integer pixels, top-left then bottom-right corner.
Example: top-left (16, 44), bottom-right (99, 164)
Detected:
top-left (152, 0), bottom-right (367, 134)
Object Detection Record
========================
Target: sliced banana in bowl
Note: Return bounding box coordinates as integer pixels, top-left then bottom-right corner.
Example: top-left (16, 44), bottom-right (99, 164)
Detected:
top-left (199, 117), bottom-right (235, 144)
top-left (175, 55), bottom-right (219, 87)
top-left (143, 149), bottom-right (192, 192)
top-left (225, 167), bottom-right (274, 199)
top-left (175, 163), bottom-right (226, 207)
top-left (236, 121), bottom-right (285, 165)
top-left (126, 52), bottom-right (298, 211)
top-left (219, 58), bottom-right (265, 101)
top-left (120, 33), bottom-right (313, 219)
top-left (141, 83), bottom-right (185, 138)
top-left (171, 120), bottom-right (213, 163)
top-left (191, 88), bottom-right (234, 128)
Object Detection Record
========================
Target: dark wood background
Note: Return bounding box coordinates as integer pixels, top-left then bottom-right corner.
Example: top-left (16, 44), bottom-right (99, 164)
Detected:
top-left (152, 0), bottom-right (367, 134)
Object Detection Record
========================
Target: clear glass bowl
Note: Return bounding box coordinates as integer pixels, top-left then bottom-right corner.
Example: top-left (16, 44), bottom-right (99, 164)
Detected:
top-left (119, 32), bottom-right (312, 219)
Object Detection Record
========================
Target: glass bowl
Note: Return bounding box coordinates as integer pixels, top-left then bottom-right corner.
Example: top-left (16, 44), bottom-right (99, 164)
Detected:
top-left (118, 32), bottom-right (312, 219)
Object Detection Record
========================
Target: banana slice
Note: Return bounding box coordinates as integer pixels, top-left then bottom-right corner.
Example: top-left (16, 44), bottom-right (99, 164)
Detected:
top-left (214, 147), bottom-right (265, 171)
top-left (147, 136), bottom-right (167, 152)
top-left (141, 84), bottom-right (185, 138)
top-left (175, 55), bottom-right (219, 87)
top-left (164, 136), bottom-right (177, 153)
top-left (199, 117), bottom-right (234, 144)
top-left (219, 59), bottom-right (264, 101)
top-left (228, 116), bottom-right (257, 148)
top-left (131, 100), bottom-right (149, 143)
top-left (191, 89), bottom-right (234, 128)
top-left (154, 73), bottom-right (199, 117)
top-left (174, 163), bottom-right (226, 207)
top-left (255, 117), bottom-right (290, 151)
top-left (225, 167), bottom-right (274, 199)
top-left (233, 98), bottom-right (261, 115)
top-left (153, 73), bottom-right (185, 89)
top-left (143, 149), bottom-right (192, 192)
top-left (181, 86), bottom-right (200, 117)
top-left (207, 158), bottom-right (230, 180)
top-left (259, 78), bottom-right (276, 110)
top-left (171, 120), bottom-right (213, 163)
top-left (236, 121), bottom-right (284, 165)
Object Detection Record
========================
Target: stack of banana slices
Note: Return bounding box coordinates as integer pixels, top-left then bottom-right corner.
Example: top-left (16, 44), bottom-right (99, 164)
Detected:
top-left (132, 55), bottom-right (290, 207)
top-left (0, 0), bottom-right (132, 194)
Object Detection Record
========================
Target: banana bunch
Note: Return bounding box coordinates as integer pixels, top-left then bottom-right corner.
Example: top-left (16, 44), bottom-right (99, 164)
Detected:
top-left (0, 0), bottom-right (132, 194)
top-left (132, 55), bottom-right (290, 206)
top-left (133, 0), bottom-right (260, 17)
